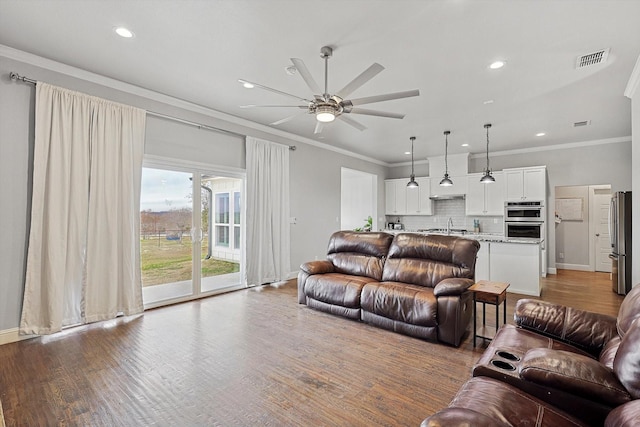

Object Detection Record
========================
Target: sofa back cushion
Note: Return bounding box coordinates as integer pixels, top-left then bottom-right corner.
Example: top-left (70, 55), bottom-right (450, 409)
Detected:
top-left (382, 234), bottom-right (479, 287)
top-left (326, 231), bottom-right (394, 281)
top-left (617, 283), bottom-right (640, 337)
top-left (614, 318), bottom-right (640, 399)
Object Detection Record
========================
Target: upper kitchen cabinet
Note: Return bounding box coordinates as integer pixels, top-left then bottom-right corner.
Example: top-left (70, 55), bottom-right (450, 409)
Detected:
top-left (504, 166), bottom-right (546, 201)
top-left (466, 171), bottom-right (505, 215)
top-left (406, 177), bottom-right (433, 215)
top-left (429, 175), bottom-right (468, 198)
top-left (385, 179), bottom-right (407, 215)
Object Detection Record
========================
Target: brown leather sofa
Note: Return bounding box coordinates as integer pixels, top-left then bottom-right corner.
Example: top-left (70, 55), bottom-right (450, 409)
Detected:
top-left (422, 283), bottom-right (640, 426)
top-left (298, 231), bottom-right (480, 346)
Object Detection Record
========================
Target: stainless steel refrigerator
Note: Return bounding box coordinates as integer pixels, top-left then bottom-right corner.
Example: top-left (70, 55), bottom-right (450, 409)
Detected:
top-left (609, 191), bottom-right (632, 295)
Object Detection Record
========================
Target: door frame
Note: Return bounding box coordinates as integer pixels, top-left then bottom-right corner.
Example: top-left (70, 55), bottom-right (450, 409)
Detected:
top-left (142, 154), bottom-right (247, 310)
top-left (588, 184), bottom-right (612, 272)
top-left (340, 167), bottom-right (378, 231)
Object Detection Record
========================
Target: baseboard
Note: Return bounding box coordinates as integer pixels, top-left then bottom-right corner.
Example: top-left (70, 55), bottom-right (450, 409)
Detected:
top-left (0, 327), bottom-right (36, 346)
top-left (556, 263), bottom-right (592, 272)
top-left (286, 271), bottom-right (298, 280)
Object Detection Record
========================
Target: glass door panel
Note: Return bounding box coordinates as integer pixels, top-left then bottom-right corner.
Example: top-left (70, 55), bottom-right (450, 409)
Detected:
top-left (200, 176), bottom-right (242, 293)
top-left (140, 168), bottom-right (194, 304)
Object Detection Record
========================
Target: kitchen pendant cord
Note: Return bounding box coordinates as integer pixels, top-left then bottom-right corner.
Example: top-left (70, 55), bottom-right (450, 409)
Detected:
top-left (9, 71), bottom-right (297, 150)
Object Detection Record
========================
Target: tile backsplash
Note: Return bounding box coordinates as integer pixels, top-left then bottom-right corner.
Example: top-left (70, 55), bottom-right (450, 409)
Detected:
top-left (386, 198), bottom-right (504, 234)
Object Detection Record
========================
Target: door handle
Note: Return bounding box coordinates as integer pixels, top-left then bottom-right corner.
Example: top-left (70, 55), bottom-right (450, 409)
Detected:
top-left (596, 233), bottom-right (600, 237)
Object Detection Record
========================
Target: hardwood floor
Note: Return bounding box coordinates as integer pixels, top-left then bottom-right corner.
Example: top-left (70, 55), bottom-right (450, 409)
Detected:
top-left (0, 271), bottom-right (624, 426)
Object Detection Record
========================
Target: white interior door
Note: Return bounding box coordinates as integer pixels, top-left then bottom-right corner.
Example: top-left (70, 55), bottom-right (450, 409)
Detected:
top-left (594, 192), bottom-right (612, 272)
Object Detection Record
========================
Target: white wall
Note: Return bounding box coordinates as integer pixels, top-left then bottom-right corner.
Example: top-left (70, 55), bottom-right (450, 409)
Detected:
top-left (0, 52), bottom-right (388, 332)
top-left (555, 185), bottom-right (590, 268)
top-left (630, 62), bottom-right (640, 286)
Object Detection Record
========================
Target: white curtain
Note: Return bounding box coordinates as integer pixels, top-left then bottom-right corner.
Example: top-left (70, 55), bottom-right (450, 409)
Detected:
top-left (20, 83), bottom-right (146, 335)
top-left (245, 137), bottom-right (291, 286)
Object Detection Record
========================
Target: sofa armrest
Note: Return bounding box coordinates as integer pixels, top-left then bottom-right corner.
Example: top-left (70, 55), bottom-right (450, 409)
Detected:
top-left (433, 278), bottom-right (474, 297)
top-left (299, 260), bottom-right (334, 275)
top-left (515, 299), bottom-right (618, 356)
top-left (605, 400), bottom-right (640, 427)
top-left (519, 347), bottom-right (631, 407)
top-left (421, 408), bottom-right (509, 427)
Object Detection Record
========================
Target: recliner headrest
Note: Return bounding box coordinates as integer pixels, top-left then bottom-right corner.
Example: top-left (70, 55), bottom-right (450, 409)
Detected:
top-left (617, 284), bottom-right (640, 337)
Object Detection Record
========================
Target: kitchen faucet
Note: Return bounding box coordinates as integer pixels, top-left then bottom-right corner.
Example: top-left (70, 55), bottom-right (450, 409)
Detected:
top-left (447, 217), bottom-right (453, 235)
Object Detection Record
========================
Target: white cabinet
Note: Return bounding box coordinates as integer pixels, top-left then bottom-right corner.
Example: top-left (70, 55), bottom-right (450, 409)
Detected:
top-left (429, 175), bottom-right (468, 198)
top-left (406, 177), bottom-right (433, 215)
top-left (489, 242), bottom-right (541, 296)
top-left (385, 179), bottom-right (407, 215)
top-left (475, 242), bottom-right (490, 281)
top-left (466, 172), bottom-right (505, 216)
top-left (504, 167), bottom-right (546, 201)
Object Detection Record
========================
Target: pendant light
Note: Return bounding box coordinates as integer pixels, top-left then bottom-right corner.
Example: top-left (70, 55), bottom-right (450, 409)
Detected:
top-left (480, 123), bottom-right (496, 184)
top-left (407, 136), bottom-right (418, 188)
top-left (439, 130), bottom-right (453, 186)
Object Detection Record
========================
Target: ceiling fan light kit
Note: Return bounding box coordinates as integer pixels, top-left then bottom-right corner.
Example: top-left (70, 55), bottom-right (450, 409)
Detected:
top-left (407, 136), bottom-right (419, 188)
top-left (238, 46), bottom-right (420, 134)
top-left (440, 130), bottom-right (453, 187)
top-left (480, 123), bottom-right (496, 184)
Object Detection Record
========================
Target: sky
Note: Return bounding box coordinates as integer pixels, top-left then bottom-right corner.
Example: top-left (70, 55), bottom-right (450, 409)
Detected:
top-left (140, 168), bottom-right (193, 212)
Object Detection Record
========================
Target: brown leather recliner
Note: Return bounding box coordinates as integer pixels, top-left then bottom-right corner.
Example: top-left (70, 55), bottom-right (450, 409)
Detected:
top-left (423, 283), bottom-right (640, 426)
top-left (298, 231), bottom-right (480, 346)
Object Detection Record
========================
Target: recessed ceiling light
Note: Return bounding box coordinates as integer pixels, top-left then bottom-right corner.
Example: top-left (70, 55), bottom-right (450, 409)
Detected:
top-left (404, 151), bottom-right (411, 155)
top-left (483, 99), bottom-right (494, 105)
top-left (461, 143), bottom-right (469, 147)
top-left (114, 27), bottom-right (134, 38)
top-left (489, 60), bottom-right (506, 69)
top-left (536, 132), bottom-right (546, 137)
top-left (237, 79), bottom-right (254, 89)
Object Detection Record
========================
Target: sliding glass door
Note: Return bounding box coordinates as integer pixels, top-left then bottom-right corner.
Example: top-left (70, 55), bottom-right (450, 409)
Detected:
top-left (140, 165), bottom-right (244, 307)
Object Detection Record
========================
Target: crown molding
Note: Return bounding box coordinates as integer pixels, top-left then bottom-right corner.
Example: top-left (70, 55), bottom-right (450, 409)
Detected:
top-left (0, 44), bottom-right (388, 167)
top-left (388, 136), bottom-right (631, 168)
top-left (624, 54), bottom-right (640, 98)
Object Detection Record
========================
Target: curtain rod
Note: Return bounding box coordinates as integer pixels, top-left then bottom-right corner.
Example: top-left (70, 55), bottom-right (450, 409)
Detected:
top-left (9, 71), bottom-right (297, 151)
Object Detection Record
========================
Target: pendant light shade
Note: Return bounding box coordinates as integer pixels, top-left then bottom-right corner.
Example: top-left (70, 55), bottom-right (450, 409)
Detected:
top-left (480, 123), bottom-right (495, 184)
top-left (407, 136), bottom-right (419, 188)
top-left (439, 130), bottom-right (453, 186)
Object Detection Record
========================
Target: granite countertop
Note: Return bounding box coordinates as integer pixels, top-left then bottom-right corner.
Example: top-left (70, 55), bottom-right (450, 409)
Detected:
top-left (382, 229), bottom-right (543, 244)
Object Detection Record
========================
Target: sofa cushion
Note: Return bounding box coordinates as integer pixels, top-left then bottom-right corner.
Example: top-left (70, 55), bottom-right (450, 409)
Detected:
top-left (361, 281), bottom-right (437, 327)
top-left (382, 234), bottom-right (478, 287)
top-left (303, 273), bottom-right (371, 308)
top-left (614, 318), bottom-right (640, 399)
top-left (424, 377), bottom-right (588, 427)
top-left (326, 231), bottom-right (394, 281)
top-left (617, 284), bottom-right (640, 337)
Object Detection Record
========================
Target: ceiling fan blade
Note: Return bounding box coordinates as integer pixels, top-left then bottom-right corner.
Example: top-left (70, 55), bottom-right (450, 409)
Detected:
top-left (337, 114), bottom-right (367, 131)
top-left (335, 63), bottom-right (385, 99)
top-left (348, 108), bottom-right (405, 119)
top-left (240, 104), bottom-right (308, 108)
top-left (314, 121), bottom-right (324, 134)
top-left (271, 113), bottom-right (303, 126)
top-left (347, 89), bottom-right (420, 106)
top-left (238, 79), bottom-right (312, 103)
top-left (290, 58), bottom-right (323, 95)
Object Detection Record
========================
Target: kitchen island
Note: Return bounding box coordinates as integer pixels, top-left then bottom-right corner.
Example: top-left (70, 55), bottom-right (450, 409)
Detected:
top-left (384, 230), bottom-right (542, 297)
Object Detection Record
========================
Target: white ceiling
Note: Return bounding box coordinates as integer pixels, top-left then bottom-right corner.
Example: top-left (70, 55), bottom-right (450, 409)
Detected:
top-left (1, 0), bottom-right (639, 164)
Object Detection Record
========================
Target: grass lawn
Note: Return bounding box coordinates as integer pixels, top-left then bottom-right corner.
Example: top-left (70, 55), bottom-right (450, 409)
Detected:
top-left (140, 236), bottom-right (239, 286)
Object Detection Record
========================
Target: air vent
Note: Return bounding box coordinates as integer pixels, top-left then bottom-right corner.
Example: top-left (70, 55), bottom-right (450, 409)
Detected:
top-left (576, 48), bottom-right (610, 68)
top-left (573, 120), bottom-right (591, 127)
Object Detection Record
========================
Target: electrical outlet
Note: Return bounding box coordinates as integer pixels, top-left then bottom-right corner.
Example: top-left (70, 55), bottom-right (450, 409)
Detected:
top-left (493, 218), bottom-right (498, 224)
top-left (559, 252), bottom-right (564, 259)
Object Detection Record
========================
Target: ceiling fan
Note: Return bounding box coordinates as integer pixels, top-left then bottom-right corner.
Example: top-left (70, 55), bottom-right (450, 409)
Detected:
top-left (238, 46), bottom-right (420, 134)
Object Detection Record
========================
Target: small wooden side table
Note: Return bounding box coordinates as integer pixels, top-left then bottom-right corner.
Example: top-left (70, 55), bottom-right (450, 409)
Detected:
top-left (469, 280), bottom-right (510, 347)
